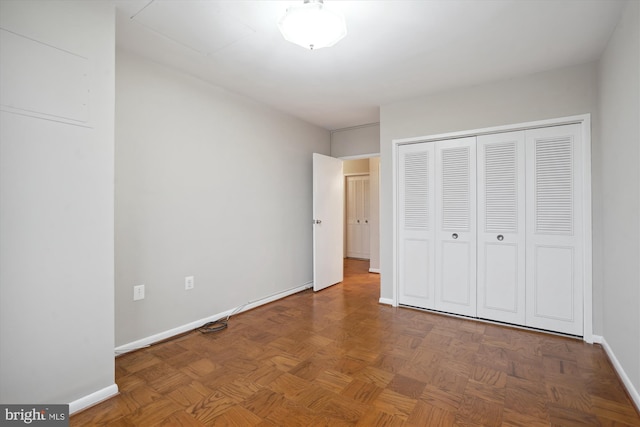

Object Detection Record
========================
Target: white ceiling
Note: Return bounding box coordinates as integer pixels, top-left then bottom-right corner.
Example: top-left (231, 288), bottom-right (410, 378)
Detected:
top-left (114, 0), bottom-right (625, 130)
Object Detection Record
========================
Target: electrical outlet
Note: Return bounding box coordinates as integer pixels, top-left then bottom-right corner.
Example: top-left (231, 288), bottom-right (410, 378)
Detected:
top-left (133, 284), bottom-right (145, 301)
top-left (185, 276), bottom-right (194, 290)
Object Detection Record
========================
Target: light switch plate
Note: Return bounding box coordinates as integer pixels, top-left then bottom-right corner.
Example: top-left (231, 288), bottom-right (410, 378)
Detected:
top-left (133, 284), bottom-right (145, 301)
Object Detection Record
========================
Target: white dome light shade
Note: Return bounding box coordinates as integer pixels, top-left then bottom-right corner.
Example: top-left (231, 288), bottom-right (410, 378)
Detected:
top-left (278, 0), bottom-right (347, 50)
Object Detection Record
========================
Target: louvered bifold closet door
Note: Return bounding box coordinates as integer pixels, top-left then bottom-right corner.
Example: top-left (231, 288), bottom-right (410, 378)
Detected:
top-left (435, 137), bottom-right (477, 317)
top-left (525, 124), bottom-right (583, 335)
top-left (398, 143), bottom-right (435, 309)
top-left (477, 131), bottom-right (526, 324)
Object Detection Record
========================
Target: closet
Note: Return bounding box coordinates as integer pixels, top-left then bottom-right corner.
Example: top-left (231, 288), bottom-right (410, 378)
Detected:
top-left (346, 175), bottom-right (370, 259)
top-left (398, 123), bottom-right (584, 336)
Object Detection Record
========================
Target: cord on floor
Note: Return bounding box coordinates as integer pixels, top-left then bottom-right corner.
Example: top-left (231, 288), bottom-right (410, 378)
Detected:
top-left (198, 301), bottom-right (248, 334)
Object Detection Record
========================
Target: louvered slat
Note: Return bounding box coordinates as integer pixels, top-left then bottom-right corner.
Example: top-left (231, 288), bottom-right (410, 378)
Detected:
top-left (441, 146), bottom-right (469, 231)
top-left (535, 136), bottom-right (573, 234)
top-left (484, 142), bottom-right (518, 233)
top-left (404, 151), bottom-right (429, 229)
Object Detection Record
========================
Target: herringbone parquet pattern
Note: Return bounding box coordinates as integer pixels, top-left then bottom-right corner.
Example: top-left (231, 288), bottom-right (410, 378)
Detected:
top-left (71, 259), bottom-right (640, 426)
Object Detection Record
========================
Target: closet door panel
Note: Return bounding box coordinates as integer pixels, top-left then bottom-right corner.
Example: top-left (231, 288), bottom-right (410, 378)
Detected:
top-left (346, 176), bottom-right (370, 259)
top-left (435, 137), bottom-right (477, 317)
top-left (346, 177), bottom-right (359, 257)
top-left (482, 243), bottom-right (519, 311)
top-left (354, 178), bottom-right (363, 256)
top-left (526, 124), bottom-right (583, 335)
top-left (362, 177), bottom-right (370, 258)
top-left (398, 143), bottom-right (435, 308)
top-left (403, 239), bottom-right (431, 300)
top-left (440, 240), bottom-right (473, 306)
top-left (477, 131), bottom-right (526, 324)
top-left (532, 245), bottom-right (575, 319)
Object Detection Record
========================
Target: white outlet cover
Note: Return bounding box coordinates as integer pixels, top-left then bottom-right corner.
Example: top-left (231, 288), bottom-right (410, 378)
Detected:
top-left (185, 276), bottom-right (194, 290)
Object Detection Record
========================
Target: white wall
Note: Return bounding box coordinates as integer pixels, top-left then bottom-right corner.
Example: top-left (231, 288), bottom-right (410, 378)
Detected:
top-left (331, 123), bottom-right (380, 158)
top-left (115, 51), bottom-right (330, 347)
top-left (0, 1), bottom-right (116, 407)
top-left (599, 0), bottom-right (640, 401)
top-left (380, 62), bottom-right (600, 325)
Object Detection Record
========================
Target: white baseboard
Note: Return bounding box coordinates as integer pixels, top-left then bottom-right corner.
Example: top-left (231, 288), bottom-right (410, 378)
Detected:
top-left (115, 282), bottom-right (313, 356)
top-left (369, 268), bottom-right (380, 274)
top-left (378, 297), bottom-right (393, 305)
top-left (69, 384), bottom-right (118, 415)
top-left (594, 335), bottom-right (640, 412)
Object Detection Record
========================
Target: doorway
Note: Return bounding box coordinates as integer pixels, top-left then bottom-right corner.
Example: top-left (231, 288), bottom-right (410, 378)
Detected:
top-left (342, 157), bottom-right (380, 274)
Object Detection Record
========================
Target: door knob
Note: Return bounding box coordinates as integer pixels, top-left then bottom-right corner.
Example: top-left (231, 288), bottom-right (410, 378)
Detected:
top-left (452, 233), bottom-right (458, 239)
top-left (313, 219), bottom-right (322, 224)
top-left (497, 234), bottom-right (504, 241)
top-left (357, 219), bottom-right (360, 223)
top-left (365, 220), bottom-right (368, 224)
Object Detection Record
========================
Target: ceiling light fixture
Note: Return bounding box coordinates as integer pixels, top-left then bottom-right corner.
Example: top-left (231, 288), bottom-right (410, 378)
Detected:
top-left (278, 0), bottom-right (347, 50)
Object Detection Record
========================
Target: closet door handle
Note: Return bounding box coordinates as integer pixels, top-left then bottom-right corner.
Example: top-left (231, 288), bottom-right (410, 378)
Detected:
top-left (365, 220), bottom-right (368, 224)
top-left (452, 233), bottom-right (458, 239)
top-left (497, 234), bottom-right (504, 241)
top-left (357, 219), bottom-right (360, 223)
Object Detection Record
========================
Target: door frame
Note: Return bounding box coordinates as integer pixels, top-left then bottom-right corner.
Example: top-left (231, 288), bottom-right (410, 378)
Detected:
top-left (391, 114), bottom-right (593, 342)
top-left (339, 154), bottom-right (381, 274)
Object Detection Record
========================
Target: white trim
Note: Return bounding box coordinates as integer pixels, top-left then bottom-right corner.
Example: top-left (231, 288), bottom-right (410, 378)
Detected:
top-left (379, 297), bottom-right (393, 305)
top-left (115, 282), bottom-right (313, 356)
top-left (392, 114), bottom-right (593, 339)
top-left (338, 153), bottom-right (380, 160)
top-left (393, 114), bottom-right (590, 145)
top-left (344, 172), bottom-right (370, 177)
top-left (582, 116), bottom-right (594, 343)
top-left (391, 126), bottom-right (399, 307)
top-left (69, 384), bottom-right (118, 415)
top-left (596, 336), bottom-right (640, 412)
top-left (369, 268), bottom-right (380, 274)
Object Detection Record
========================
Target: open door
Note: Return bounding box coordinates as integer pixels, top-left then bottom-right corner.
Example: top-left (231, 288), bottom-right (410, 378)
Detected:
top-left (313, 153), bottom-right (344, 291)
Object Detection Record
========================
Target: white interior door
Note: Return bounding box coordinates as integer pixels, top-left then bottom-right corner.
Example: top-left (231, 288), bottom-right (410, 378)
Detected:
top-left (525, 124), bottom-right (583, 335)
top-left (313, 153), bottom-right (344, 292)
top-left (477, 131), bottom-right (526, 324)
top-left (435, 137), bottom-right (477, 317)
top-left (398, 143), bottom-right (436, 309)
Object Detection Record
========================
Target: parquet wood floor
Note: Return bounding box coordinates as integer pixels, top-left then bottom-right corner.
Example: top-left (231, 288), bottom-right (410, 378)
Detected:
top-left (72, 259), bottom-right (640, 426)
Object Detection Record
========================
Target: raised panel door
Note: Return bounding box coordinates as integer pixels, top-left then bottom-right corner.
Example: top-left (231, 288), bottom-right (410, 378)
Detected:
top-left (398, 143), bottom-right (435, 309)
top-left (525, 124), bottom-right (583, 335)
top-left (434, 137), bottom-right (477, 317)
top-left (477, 131), bottom-right (526, 324)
